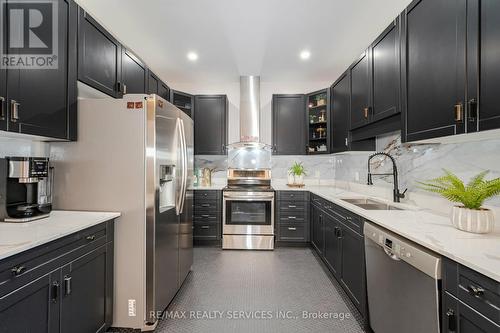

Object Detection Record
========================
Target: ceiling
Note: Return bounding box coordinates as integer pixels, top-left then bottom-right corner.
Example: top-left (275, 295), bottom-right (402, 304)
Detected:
top-left (77, 0), bottom-right (411, 85)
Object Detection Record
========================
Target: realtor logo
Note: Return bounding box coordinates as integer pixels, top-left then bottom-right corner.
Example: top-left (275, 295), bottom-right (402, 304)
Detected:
top-left (1, 0), bottom-right (58, 69)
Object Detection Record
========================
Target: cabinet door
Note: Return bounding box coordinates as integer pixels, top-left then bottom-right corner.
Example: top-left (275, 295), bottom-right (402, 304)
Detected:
top-left (158, 82), bottom-right (170, 102)
top-left (340, 225), bottom-right (366, 315)
top-left (323, 213), bottom-right (341, 279)
top-left (0, 3), bottom-right (6, 131)
top-left (443, 293), bottom-right (499, 333)
top-left (0, 270), bottom-right (60, 333)
top-left (78, 8), bottom-right (122, 98)
top-left (272, 94), bottom-right (306, 155)
top-left (331, 72), bottom-right (350, 153)
top-left (467, 0), bottom-right (500, 132)
top-left (350, 51), bottom-right (371, 129)
top-left (371, 19), bottom-right (400, 122)
top-left (61, 244), bottom-right (113, 333)
top-left (402, 0), bottom-right (466, 142)
top-left (147, 71), bottom-right (159, 95)
top-left (194, 95), bottom-right (227, 155)
top-left (7, 0), bottom-right (77, 139)
top-left (121, 49), bottom-right (146, 94)
top-left (311, 206), bottom-right (324, 255)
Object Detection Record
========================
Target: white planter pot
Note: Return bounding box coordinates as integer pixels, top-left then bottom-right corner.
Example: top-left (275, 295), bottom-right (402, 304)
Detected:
top-left (287, 173), bottom-right (304, 185)
top-left (451, 206), bottom-right (495, 234)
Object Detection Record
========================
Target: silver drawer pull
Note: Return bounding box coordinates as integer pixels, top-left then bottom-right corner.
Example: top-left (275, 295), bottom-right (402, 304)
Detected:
top-left (201, 204), bottom-right (210, 207)
top-left (11, 100), bottom-right (20, 122)
top-left (11, 265), bottom-right (26, 276)
top-left (288, 227), bottom-right (297, 231)
top-left (86, 235), bottom-right (96, 241)
top-left (288, 205), bottom-right (297, 208)
top-left (200, 225), bottom-right (210, 229)
top-left (467, 284), bottom-right (485, 297)
top-left (346, 216), bottom-right (352, 221)
top-left (64, 275), bottom-right (72, 296)
top-left (288, 216), bottom-right (296, 219)
top-left (201, 214), bottom-right (210, 218)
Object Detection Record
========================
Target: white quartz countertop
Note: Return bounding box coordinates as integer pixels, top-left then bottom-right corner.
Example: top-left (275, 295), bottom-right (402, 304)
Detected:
top-left (191, 184), bottom-right (225, 190)
top-left (0, 210), bottom-right (121, 261)
top-left (275, 184), bottom-right (500, 282)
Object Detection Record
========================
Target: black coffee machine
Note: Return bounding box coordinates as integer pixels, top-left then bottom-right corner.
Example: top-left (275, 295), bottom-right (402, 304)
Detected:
top-left (0, 157), bottom-right (53, 222)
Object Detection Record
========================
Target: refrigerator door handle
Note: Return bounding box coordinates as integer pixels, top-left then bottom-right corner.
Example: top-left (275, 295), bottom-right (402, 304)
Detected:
top-left (179, 119), bottom-right (188, 213)
top-left (175, 118), bottom-right (183, 215)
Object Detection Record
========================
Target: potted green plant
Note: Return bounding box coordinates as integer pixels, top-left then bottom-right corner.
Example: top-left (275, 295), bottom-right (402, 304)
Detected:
top-left (418, 170), bottom-right (500, 234)
top-left (288, 162), bottom-right (307, 186)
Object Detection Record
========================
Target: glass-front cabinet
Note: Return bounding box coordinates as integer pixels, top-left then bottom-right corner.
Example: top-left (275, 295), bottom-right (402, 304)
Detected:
top-left (306, 89), bottom-right (330, 154)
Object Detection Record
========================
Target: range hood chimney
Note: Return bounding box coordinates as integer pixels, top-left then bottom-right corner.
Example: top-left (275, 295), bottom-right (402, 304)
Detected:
top-left (239, 76), bottom-right (260, 143)
top-left (228, 76), bottom-right (270, 150)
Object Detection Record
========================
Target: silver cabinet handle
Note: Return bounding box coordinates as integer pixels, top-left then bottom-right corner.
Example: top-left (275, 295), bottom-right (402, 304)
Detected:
top-left (288, 227), bottom-right (297, 231)
top-left (85, 235), bottom-right (96, 241)
top-left (0, 96), bottom-right (4, 120)
top-left (288, 205), bottom-right (296, 208)
top-left (467, 284), bottom-right (485, 298)
top-left (345, 137), bottom-right (348, 147)
top-left (288, 216), bottom-right (296, 219)
top-left (11, 265), bottom-right (26, 276)
top-left (201, 214), bottom-right (210, 218)
top-left (201, 225), bottom-right (210, 229)
top-left (64, 275), bottom-right (72, 296)
top-left (10, 100), bottom-right (20, 122)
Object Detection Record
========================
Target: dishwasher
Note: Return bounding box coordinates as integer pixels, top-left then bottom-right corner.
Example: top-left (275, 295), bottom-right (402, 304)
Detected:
top-left (364, 222), bottom-right (442, 333)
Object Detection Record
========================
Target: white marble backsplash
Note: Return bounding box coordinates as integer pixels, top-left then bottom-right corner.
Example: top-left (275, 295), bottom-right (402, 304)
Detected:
top-left (335, 131), bottom-right (500, 207)
top-left (195, 154), bottom-right (335, 181)
top-left (0, 136), bottom-right (50, 158)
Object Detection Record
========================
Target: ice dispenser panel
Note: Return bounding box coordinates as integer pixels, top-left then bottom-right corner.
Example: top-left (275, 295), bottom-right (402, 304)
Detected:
top-left (159, 164), bottom-right (175, 211)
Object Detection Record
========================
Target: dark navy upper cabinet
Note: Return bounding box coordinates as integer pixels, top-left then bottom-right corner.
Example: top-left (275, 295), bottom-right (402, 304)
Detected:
top-left (467, 0), bottom-right (500, 133)
top-left (5, 0), bottom-right (77, 140)
top-left (331, 72), bottom-right (350, 153)
top-left (272, 94), bottom-right (306, 155)
top-left (350, 51), bottom-right (371, 129)
top-left (401, 0), bottom-right (467, 142)
top-left (194, 95), bottom-right (228, 155)
top-left (0, 7), bottom-right (6, 133)
top-left (147, 70), bottom-right (170, 101)
top-left (370, 18), bottom-right (401, 123)
top-left (78, 8), bottom-right (123, 98)
top-left (158, 82), bottom-right (170, 102)
top-left (121, 49), bottom-right (147, 94)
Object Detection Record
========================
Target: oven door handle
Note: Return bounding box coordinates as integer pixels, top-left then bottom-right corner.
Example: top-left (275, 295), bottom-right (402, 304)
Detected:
top-left (224, 196), bottom-right (274, 201)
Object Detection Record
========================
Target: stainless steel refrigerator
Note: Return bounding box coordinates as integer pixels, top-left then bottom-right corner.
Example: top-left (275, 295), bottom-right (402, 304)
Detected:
top-left (51, 94), bottom-right (193, 331)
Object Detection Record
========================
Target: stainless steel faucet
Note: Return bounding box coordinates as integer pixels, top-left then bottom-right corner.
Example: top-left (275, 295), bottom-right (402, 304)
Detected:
top-left (367, 152), bottom-right (407, 203)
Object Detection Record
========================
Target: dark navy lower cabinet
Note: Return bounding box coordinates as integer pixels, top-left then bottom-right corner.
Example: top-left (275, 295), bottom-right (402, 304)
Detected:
top-left (442, 257), bottom-right (500, 332)
top-left (193, 190), bottom-right (222, 245)
top-left (276, 191), bottom-right (310, 245)
top-left (0, 219), bottom-right (115, 333)
top-left (309, 193), bottom-right (367, 320)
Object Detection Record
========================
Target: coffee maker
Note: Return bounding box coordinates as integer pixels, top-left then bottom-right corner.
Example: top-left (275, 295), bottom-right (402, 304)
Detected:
top-left (0, 157), bottom-right (53, 222)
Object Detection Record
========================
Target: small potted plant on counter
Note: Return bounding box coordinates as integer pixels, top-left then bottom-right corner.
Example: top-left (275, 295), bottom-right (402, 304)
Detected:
top-left (288, 162), bottom-right (307, 187)
top-left (418, 170), bottom-right (500, 234)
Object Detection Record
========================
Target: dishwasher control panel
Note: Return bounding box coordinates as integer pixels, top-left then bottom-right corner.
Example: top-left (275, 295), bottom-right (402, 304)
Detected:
top-left (364, 222), bottom-right (442, 279)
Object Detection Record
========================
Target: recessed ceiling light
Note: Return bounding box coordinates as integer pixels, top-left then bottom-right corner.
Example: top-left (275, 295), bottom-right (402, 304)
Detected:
top-left (187, 52), bottom-right (198, 61)
top-left (300, 50), bottom-right (311, 60)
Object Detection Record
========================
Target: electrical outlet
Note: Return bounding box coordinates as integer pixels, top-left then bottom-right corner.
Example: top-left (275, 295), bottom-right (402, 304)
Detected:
top-left (128, 299), bottom-right (136, 317)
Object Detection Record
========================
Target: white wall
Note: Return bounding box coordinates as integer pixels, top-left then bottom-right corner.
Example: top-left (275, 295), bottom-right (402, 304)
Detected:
top-left (172, 81), bottom-right (330, 145)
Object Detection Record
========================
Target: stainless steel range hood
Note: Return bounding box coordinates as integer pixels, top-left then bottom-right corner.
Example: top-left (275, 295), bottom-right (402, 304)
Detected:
top-left (228, 76), bottom-right (270, 150)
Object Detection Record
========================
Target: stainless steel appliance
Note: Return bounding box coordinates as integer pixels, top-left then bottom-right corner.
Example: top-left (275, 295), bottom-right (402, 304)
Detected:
top-left (364, 222), bottom-right (441, 333)
top-left (0, 157), bottom-right (53, 222)
top-left (223, 168), bottom-right (274, 250)
top-left (51, 94), bottom-right (193, 331)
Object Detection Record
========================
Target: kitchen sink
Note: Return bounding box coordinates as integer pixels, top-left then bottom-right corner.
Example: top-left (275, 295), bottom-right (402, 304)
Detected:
top-left (341, 198), bottom-right (404, 211)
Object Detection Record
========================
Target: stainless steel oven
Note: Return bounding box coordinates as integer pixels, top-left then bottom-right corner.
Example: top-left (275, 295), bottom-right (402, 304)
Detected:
top-left (223, 190), bottom-right (275, 250)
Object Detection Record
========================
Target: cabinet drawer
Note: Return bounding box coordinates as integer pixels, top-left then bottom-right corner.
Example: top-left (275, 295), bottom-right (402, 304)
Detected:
top-left (458, 267), bottom-right (500, 324)
top-left (194, 200), bottom-right (219, 211)
top-left (278, 224), bottom-right (308, 242)
top-left (0, 220), bottom-right (113, 298)
top-left (443, 258), bottom-right (500, 325)
top-left (194, 214), bottom-right (219, 224)
top-left (278, 212), bottom-right (306, 224)
top-left (279, 201), bottom-right (307, 213)
top-left (277, 191), bottom-right (307, 201)
top-left (193, 223), bottom-right (219, 239)
top-left (194, 190), bottom-right (220, 201)
top-left (328, 205), bottom-right (363, 235)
